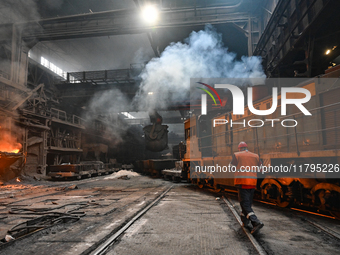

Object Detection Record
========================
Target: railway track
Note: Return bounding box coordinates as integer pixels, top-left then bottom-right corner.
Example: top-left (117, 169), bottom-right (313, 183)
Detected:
top-left (303, 218), bottom-right (340, 241)
top-left (2, 182), bottom-right (339, 254)
top-left (221, 193), bottom-right (340, 255)
top-left (222, 195), bottom-right (268, 255)
top-left (0, 176), bottom-right (170, 253)
top-left (85, 185), bottom-right (173, 255)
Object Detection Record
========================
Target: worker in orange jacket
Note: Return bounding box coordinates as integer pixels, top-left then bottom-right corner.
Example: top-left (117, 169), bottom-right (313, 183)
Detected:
top-left (230, 141), bottom-right (264, 235)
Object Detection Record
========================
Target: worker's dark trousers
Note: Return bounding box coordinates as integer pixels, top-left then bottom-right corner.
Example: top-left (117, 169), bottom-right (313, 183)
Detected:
top-left (238, 188), bottom-right (261, 225)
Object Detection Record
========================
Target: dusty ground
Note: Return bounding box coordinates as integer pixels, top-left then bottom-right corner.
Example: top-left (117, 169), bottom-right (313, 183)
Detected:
top-left (107, 185), bottom-right (255, 255)
top-left (0, 174), bottom-right (340, 255)
top-left (0, 172), bottom-right (170, 255)
top-left (227, 195), bottom-right (340, 255)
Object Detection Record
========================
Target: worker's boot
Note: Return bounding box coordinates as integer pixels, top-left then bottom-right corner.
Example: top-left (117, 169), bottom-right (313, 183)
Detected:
top-left (242, 220), bottom-right (253, 231)
top-left (241, 214), bottom-right (253, 231)
top-left (251, 221), bottom-right (264, 235)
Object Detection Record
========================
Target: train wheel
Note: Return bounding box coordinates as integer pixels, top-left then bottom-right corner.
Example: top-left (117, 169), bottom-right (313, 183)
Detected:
top-left (197, 178), bottom-right (204, 189)
top-left (312, 184), bottom-right (340, 216)
top-left (211, 179), bottom-right (221, 192)
top-left (262, 183), bottom-right (290, 208)
top-left (197, 182), bottom-right (204, 189)
top-left (212, 184), bottom-right (221, 193)
top-left (276, 195), bottom-right (290, 208)
top-left (204, 177), bottom-right (221, 192)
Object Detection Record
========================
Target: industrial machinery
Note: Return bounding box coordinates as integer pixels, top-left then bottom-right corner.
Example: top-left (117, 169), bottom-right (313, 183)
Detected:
top-left (0, 152), bottom-right (24, 181)
top-left (48, 161), bottom-right (116, 180)
top-left (143, 111), bottom-right (169, 152)
top-left (181, 66), bottom-right (340, 217)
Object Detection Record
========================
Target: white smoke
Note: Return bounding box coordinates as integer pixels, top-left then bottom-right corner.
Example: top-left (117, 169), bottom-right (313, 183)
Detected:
top-left (84, 89), bottom-right (131, 145)
top-left (134, 25), bottom-right (266, 111)
top-left (83, 25), bottom-right (267, 146)
top-left (86, 89), bottom-right (131, 114)
top-left (43, 0), bottom-right (65, 10)
top-left (0, 0), bottom-right (40, 24)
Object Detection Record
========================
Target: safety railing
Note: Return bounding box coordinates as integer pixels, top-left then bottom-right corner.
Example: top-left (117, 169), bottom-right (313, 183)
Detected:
top-left (50, 108), bottom-right (85, 127)
top-left (53, 64), bottom-right (145, 85)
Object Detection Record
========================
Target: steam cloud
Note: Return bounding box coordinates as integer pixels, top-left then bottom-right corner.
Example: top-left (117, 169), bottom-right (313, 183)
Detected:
top-left (0, 0), bottom-right (40, 24)
top-left (0, 2), bottom-right (267, 153)
top-left (0, 0), bottom-right (67, 24)
top-left (86, 25), bottom-right (266, 145)
top-left (134, 25), bottom-right (266, 112)
top-left (0, 0), bottom-right (65, 85)
top-left (84, 89), bottom-right (131, 145)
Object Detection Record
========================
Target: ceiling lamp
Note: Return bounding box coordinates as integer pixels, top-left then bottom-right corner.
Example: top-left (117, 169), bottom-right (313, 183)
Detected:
top-left (325, 46), bottom-right (337, 55)
top-left (141, 5), bottom-right (159, 24)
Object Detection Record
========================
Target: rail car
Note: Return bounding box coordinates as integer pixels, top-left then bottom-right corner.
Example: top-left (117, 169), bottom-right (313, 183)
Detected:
top-left (48, 161), bottom-right (116, 180)
top-left (181, 66), bottom-right (340, 216)
top-left (136, 158), bottom-right (177, 176)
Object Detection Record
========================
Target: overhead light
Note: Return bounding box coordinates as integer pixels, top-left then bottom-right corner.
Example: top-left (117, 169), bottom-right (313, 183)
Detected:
top-left (141, 5), bottom-right (159, 24)
top-left (325, 46), bottom-right (337, 55)
top-left (148, 92), bottom-right (154, 95)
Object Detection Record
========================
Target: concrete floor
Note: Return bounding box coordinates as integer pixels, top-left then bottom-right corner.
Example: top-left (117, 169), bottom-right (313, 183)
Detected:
top-left (228, 196), bottom-right (340, 255)
top-left (0, 174), bottom-right (340, 255)
top-left (108, 185), bottom-right (255, 255)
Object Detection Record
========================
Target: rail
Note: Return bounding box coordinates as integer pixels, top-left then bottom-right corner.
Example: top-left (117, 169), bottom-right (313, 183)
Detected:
top-left (222, 196), bottom-right (267, 255)
top-left (90, 185), bottom-right (173, 255)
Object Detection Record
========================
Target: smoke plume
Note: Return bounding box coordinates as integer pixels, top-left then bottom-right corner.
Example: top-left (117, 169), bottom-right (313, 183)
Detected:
top-left (84, 25), bottom-right (267, 147)
top-left (84, 89), bottom-right (131, 145)
top-left (134, 25), bottom-right (266, 112)
top-left (0, 0), bottom-right (40, 24)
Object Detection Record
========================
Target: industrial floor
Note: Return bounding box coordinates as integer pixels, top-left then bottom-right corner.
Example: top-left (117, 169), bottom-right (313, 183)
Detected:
top-left (0, 172), bottom-right (340, 255)
top-left (108, 185), bottom-right (254, 255)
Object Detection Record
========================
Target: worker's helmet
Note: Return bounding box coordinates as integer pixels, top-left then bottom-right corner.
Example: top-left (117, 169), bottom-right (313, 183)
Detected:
top-left (238, 141), bottom-right (248, 150)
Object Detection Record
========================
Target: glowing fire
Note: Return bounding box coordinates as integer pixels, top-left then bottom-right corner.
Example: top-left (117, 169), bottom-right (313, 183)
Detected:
top-left (16, 177), bottom-right (21, 182)
top-left (0, 130), bottom-right (22, 154)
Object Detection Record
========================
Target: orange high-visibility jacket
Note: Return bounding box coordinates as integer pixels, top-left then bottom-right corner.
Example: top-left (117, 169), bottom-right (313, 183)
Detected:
top-left (232, 150), bottom-right (261, 186)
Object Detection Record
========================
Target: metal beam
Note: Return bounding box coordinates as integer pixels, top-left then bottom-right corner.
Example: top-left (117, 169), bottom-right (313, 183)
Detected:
top-left (18, 7), bottom-right (250, 42)
top-left (253, 0), bottom-right (338, 77)
top-left (11, 83), bottom-right (44, 111)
